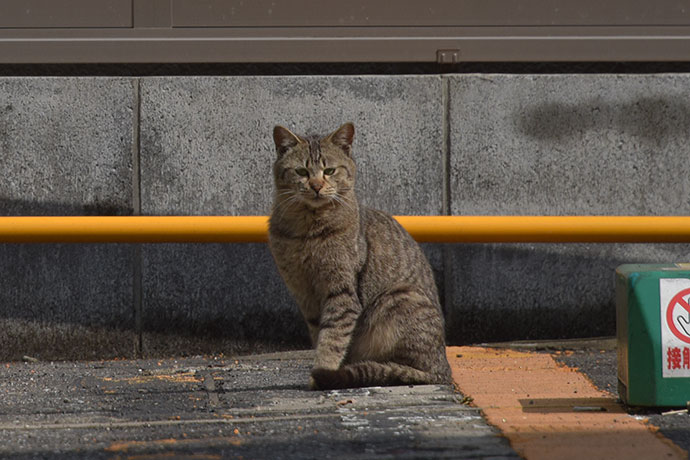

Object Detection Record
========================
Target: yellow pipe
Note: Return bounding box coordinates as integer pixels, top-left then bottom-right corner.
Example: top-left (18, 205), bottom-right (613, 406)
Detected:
top-left (0, 216), bottom-right (269, 243)
top-left (395, 216), bottom-right (690, 243)
top-left (1, 215), bottom-right (690, 243)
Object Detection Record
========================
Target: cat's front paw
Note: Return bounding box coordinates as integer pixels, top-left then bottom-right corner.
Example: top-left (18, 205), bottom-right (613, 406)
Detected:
top-left (310, 367), bottom-right (342, 391)
top-left (313, 355), bottom-right (340, 371)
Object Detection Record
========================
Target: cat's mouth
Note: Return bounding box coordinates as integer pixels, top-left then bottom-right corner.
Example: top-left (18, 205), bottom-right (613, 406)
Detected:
top-left (302, 191), bottom-right (333, 207)
top-left (308, 193), bottom-right (328, 202)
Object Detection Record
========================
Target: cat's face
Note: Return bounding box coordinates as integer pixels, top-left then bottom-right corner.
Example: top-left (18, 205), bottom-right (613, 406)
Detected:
top-left (272, 123), bottom-right (356, 210)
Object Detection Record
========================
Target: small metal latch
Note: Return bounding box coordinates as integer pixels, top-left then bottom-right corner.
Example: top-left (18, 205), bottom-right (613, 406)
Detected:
top-left (436, 49), bottom-right (461, 64)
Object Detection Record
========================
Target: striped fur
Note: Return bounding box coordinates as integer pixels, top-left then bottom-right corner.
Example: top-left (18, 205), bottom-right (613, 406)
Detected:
top-left (268, 123), bottom-right (452, 390)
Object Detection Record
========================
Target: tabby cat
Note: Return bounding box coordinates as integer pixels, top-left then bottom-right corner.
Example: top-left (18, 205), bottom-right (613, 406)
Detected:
top-left (268, 122), bottom-right (452, 390)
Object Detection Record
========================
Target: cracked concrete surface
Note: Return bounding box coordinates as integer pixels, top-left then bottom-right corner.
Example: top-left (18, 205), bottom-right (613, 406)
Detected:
top-left (0, 350), bottom-right (518, 459)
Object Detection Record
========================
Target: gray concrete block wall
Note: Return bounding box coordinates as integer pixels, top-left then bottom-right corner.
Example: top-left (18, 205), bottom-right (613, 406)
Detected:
top-left (0, 78), bottom-right (135, 216)
top-left (446, 75), bottom-right (690, 343)
top-left (0, 78), bottom-right (137, 360)
top-left (0, 244), bottom-right (136, 360)
top-left (138, 76), bottom-right (444, 355)
top-left (140, 77), bottom-right (444, 216)
top-left (2, 74), bottom-right (690, 360)
top-left (449, 75), bottom-right (690, 216)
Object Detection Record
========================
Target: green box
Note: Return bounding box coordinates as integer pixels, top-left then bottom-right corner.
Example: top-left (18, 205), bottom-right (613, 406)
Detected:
top-left (617, 264), bottom-right (690, 407)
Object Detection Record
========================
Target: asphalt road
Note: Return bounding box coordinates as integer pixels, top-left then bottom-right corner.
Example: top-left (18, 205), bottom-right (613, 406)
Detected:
top-left (3, 340), bottom-right (688, 459)
top-left (0, 350), bottom-right (518, 459)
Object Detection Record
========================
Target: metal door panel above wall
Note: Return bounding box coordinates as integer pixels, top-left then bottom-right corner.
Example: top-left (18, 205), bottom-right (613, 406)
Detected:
top-left (1, 0), bottom-right (690, 62)
top-left (0, 0), bottom-right (132, 28)
top-left (171, 0), bottom-right (690, 28)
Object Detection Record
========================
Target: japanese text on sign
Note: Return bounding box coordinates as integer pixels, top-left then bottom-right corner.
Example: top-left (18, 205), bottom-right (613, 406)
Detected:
top-left (660, 278), bottom-right (690, 378)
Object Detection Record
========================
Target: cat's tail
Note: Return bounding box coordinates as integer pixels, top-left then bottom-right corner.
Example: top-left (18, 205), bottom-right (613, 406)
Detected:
top-left (310, 361), bottom-right (451, 390)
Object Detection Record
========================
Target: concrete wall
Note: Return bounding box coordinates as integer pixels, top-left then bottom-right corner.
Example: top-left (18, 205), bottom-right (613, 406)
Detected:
top-left (447, 74), bottom-right (690, 342)
top-left (2, 74), bottom-right (689, 360)
top-left (0, 78), bottom-right (137, 360)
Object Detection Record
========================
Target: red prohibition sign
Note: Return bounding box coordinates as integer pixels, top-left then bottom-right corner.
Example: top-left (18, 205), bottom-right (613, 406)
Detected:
top-left (666, 287), bottom-right (690, 344)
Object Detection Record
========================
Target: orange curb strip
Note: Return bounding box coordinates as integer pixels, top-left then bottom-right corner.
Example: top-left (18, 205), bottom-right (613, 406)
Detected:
top-left (448, 346), bottom-right (687, 460)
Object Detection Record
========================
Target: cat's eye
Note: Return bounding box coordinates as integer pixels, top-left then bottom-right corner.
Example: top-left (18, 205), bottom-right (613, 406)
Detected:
top-left (323, 168), bottom-right (336, 176)
top-left (295, 168), bottom-right (309, 177)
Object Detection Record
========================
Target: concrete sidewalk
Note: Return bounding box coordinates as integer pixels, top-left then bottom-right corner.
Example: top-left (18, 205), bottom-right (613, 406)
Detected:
top-left (3, 344), bottom-right (689, 459)
top-left (0, 350), bottom-right (518, 459)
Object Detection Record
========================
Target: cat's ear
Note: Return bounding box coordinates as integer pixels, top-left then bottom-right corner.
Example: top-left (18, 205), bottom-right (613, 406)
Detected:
top-left (273, 125), bottom-right (303, 157)
top-left (327, 122), bottom-right (355, 155)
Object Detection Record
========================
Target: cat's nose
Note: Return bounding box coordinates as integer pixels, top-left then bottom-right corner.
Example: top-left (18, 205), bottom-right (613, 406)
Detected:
top-left (309, 179), bottom-right (324, 193)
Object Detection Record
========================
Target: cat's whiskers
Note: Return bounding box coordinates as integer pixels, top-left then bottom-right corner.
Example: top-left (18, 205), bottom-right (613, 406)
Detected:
top-left (330, 193), bottom-right (356, 213)
top-left (335, 189), bottom-right (356, 203)
top-left (275, 189), bottom-right (297, 198)
top-left (274, 193), bottom-right (303, 221)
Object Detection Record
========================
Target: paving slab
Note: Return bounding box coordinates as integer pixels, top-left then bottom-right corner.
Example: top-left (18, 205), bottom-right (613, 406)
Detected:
top-left (0, 350), bottom-right (518, 459)
top-left (448, 342), bottom-right (690, 460)
top-left (5, 341), bottom-right (685, 459)
top-left (555, 346), bottom-right (690, 456)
